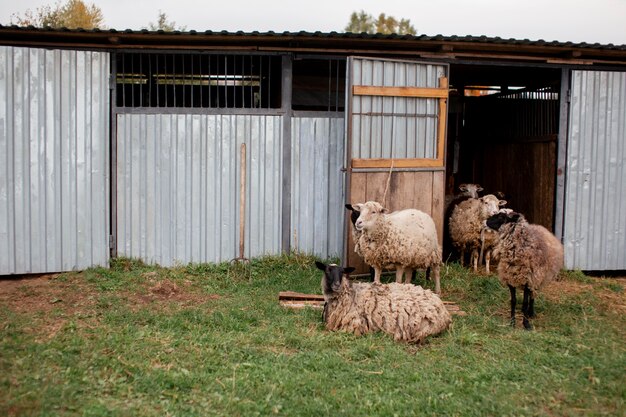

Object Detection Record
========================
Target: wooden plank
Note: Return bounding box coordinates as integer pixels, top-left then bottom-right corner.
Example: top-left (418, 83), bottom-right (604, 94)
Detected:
top-left (279, 291), bottom-right (325, 301)
top-left (393, 171), bottom-right (417, 210)
top-left (431, 171), bottom-right (445, 245)
top-left (279, 300), bottom-right (324, 310)
top-left (353, 85), bottom-right (449, 99)
top-left (410, 172), bottom-right (434, 215)
top-left (278, 292), bottom-right (466, 315)
top-left (346, 172), bottom-right (370, 275)
top-left (351, 158), bottom-right (444, 169)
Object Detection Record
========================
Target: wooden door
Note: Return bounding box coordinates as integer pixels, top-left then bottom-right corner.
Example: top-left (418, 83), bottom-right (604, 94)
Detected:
top-left (345, 57), bottom-right (449, 274)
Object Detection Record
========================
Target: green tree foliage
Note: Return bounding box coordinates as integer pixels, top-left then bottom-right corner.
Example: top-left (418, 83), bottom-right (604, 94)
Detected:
top-left (11, 0), bottom-right (104, 29)
top-left (146, 11), bottom-right (186, 31)
top-left (345, 10), bottom-right (417, 35)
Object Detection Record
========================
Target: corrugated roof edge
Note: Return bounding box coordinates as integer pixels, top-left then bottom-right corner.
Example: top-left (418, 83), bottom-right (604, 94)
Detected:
top-left (0, 24), bottom-right (624, 50)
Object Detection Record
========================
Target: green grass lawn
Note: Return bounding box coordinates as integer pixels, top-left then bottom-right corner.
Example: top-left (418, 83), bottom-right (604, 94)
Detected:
top-left (1, 255), bottom-right (624, 416)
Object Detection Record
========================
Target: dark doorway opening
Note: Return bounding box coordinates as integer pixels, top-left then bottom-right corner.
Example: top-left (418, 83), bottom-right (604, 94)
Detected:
top-left (447, 64), bottom-right (562, 230)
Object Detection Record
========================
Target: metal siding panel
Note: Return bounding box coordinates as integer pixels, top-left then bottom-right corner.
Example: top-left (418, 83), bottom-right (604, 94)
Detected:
top-left (350, 58), bottom-right (445, 160)
top-left (0, 47), bottom-right (10, 273)
top-left (564, 70), bottom-right (626, 270)
top-left (116, 114), bottom-right (283, 266)
top-left (0, 47), bottom-right (110, 275)
top-left (291, 117), bottom-right (345, 258)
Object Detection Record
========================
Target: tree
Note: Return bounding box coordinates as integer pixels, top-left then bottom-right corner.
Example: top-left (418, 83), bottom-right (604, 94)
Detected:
top-left (146, 11), bottom-right (186, 31)
top-left (11, 0), bottom-right (104, 29)
top-left (345, 10), bottom-right (416, 35)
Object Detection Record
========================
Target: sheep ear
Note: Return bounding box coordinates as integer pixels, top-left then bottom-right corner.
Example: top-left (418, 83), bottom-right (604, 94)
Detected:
top-left (477, 186), bottom-right (484, 192)
top-left (459, 184), bottom-right (468, 191)
top-left (315, 261), bottom-right (326, 271)
top-left (352, 203), bottom-right (363, 212)
top-left (381, 207), bottom-right (389, 214)
top-left (511, 213), bottom-right (521, 222)
top-left (345, 204), bottom-right (354, 211)
top-left (499, 200), bottom-right (508, 207)
top-left (343, 267), bottom-right (355, 274)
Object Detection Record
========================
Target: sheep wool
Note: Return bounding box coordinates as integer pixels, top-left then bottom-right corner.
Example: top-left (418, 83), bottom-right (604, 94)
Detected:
top-left (448, 194), bottom-right (505, 270)
top-left (487, 211), bottom-right (564, 329)
top-left (492, 214), bottom-right (563, 296)
top-left (352, 201), bottom-right (442, 293)
top-left (317, 262), bottom-right (451, 343)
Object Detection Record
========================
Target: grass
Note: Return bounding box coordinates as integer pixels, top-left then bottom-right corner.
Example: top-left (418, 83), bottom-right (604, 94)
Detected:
top-left (1, 256), bottom-right (624, 416)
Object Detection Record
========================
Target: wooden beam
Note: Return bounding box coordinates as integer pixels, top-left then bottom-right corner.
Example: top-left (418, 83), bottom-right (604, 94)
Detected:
top-left (278, 291), bottom-right (466, 315)
top-left (351, 158), bottom-right (444, 169)
top-left (437, 76), bottom-right (448, 166)
top-left (353, 85), bottom-right (449, 99)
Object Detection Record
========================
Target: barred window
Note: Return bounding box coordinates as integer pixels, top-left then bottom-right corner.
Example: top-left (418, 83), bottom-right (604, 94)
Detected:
top-left (116, 53), bottom-right (282, 109)
top-left (292, 58), bottom-right (346, 112)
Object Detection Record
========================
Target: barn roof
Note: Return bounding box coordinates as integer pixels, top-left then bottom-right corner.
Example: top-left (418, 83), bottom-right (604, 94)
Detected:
top-left (0, 25), bottom-right (625, 66)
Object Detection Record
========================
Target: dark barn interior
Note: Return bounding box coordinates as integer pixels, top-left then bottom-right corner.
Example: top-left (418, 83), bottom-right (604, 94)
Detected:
top-left (446, 64), bottom-right (562, 230)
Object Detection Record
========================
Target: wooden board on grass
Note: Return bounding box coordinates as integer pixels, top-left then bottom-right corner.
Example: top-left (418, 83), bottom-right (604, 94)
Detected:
top-left (278, 291), bottom-right (466, 315)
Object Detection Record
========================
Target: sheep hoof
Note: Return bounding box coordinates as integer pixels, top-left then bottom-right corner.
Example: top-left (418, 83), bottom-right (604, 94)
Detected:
top-left (523, 319), bottom-right (533, 331)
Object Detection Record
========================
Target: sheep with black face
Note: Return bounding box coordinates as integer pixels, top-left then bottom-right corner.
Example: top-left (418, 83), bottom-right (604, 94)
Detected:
top-left (316, 261), bottom-right (451, 343)
top-left (486, 211), bottom-right (564, 330)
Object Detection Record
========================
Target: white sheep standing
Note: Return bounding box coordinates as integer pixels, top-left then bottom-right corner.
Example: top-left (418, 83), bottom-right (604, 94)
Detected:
top-left (351, 201), bottom-right (442, 294)
top-left (346, 204), bottom-right (421, 283)
top-left (316, 261), bottom-right (451, 343)
top-left (486, 211), bottom-right (564, 330)
top-left (443, 183), bottom-right (483, 261)
top-left (444, 183), bottom-right (483, 215)
top-left (448, 194), bottom-right (506, 271)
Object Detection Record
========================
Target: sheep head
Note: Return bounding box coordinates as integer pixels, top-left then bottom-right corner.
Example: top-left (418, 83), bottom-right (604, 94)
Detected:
top-left (352, 201), bottom-right (388, 232)
top-left (315, 261), bottom-right (355, 297)
top-left (486, 211), bottom-right (524, 231)
top-left (479, 194), bottom-right (507, 218)
top-left (345, 204), bottom-right (361, 227)
top-left (458, 183), bottom-right (483, 198)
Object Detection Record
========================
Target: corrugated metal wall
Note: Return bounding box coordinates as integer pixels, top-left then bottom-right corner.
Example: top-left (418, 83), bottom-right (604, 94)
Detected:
top-left (350, 57), bottom-right (446, 159)
top-left (0, 46), bottom-right (110, 275)
top-left (116, 114), bottom-right (283, 266)
top-left (564, 70), bottom-right (626, 270)
top-left (291, 116), bottom-right (345, 258)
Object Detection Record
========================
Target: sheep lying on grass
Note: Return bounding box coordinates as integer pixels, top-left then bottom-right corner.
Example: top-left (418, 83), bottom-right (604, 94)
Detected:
top-left (486, 211), bottom-right (564, 330)
top-left (350, 201), bottom-right (442, 294)
top-left (448, 194), bottom-right (506, 271)
top-left (316, 261), bottom-right (451, 344)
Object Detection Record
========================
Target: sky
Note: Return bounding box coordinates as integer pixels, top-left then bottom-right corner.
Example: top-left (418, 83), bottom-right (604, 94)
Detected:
top-left (1, 0), bottom-right (625, 45)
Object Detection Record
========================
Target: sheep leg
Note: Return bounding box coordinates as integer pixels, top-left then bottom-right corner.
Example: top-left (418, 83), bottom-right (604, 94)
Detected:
top-left (508, 285), bottom-right (517, 327)
top-left (424, 268), bottom-right (430, 281)
top-left (459, 249), bottom-right (465, 266)
top-left (433, 265), bottom-right (441, 295)
top-left (404, 268), bottom-right (414, 284)
top-left (471, 248), bottom-right (479, 272)
top-left (395, 267), bottom-right (405, 283)
top-left (522, 286), bottom-right (533, 330)
top-left (373, 267), bottom-right (382, 284)
top-left (485, 250), bottom-right (491, 274)
top-left (528, 293), bottom-right (536, 318)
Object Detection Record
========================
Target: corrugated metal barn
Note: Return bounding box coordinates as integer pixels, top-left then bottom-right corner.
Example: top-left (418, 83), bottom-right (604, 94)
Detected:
top-left (0, 26), bottom-right (624, 274)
